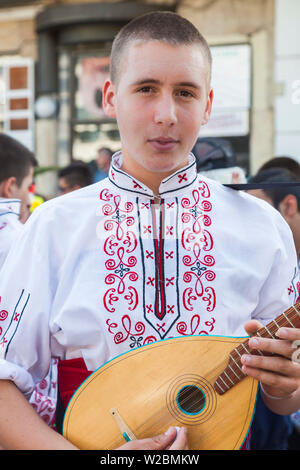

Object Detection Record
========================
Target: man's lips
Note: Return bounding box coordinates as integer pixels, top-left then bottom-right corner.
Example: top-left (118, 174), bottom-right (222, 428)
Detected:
top-left (148, 137), bottom-right (179, 151)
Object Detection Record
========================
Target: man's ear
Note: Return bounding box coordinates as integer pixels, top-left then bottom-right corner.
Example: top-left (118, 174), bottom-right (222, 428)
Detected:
top-left (201, 88), bottom-right (213, 126)
top-left (0, 177), bottom-right (17, 198)
top-left (278, 194), bottom-right (298, 219)
top-left (102, 79), bottom-right (117, 118)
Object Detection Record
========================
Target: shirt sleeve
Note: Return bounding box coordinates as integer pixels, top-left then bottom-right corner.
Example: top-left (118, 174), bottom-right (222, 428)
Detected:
top-left (0, 204), bottom-right (58, 398)
top-left (251, 212), bottom-right (299, 324)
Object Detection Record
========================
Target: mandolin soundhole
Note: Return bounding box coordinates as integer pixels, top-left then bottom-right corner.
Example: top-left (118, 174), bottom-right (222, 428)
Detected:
top-left (166, 374), bottom-right (217, 425)
top-left (176, 386), bottom-right (206, 415)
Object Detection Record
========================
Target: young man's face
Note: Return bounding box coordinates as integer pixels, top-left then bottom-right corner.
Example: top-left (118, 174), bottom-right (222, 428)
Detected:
top-left (12, 166), bottom-right (34, 223)
top-left (103, 41), bottom-right (213, 180)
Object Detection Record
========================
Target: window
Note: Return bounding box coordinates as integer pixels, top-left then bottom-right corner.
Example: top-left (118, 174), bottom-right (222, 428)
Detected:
top-left (0, 57), bottom-right (34, 151)
top-left (70, 50), bottom-right (120, 163)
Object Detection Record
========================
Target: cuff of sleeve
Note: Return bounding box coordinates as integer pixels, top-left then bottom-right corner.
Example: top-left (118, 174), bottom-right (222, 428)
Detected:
top-left (0, 358), bottom-right (35, 397)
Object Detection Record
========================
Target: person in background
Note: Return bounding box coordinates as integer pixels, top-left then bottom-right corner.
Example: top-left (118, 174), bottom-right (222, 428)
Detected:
top-left (88, 147), bottom-right (112, 182)
top-left (0, 133), bottom-right (57, 427)
top-left (257, 156), bottom-right (300, 178)
top-left (247, 166), bottom-right (300, 450)
top-left (57, 160), bottom-right (93, 196)
top-left (192, 136), bottom-right (247, 184)
top-left (0, 133), bottom-right (37, 269)
top-left (247, 168), bottom-right (300, 262)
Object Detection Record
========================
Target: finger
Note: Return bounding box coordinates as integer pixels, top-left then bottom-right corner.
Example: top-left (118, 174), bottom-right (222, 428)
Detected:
top-left (241, 353), bottom-right (300, 378)
top-left (248, 336), bottom-right (297, 359)
top-left (244, 320), bottom-right (264, 337)
top-left (276, 327), bottom-right (300, 342)
top-left (169, 427), bottom-right (188, 450)
top-left (146, 427), bottom-right (178, 450)
top-left (241, 363), bottom-right (299, 395)
top-left (119, 427), bottom-right (178, 450)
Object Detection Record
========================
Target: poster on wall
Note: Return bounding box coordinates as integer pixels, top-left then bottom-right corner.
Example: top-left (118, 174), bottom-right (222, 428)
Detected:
top-left (200, 43), bottom-right (251, 137)
top-left (75, 56), bottom-right (110, 120)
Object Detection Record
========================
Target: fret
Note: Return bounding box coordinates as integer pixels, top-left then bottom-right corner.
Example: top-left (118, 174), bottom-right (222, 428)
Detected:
top-left (264, 324), bottom-right (275, 338)
top-left (224, 370), bottom-right (235, 386)
top-left (241, 343), bottom-right (250, 354)
top-left (283, 312), bottom-right (295, 327)
top-left (215, 380), bottom-right (225, 394)
top-left (229, 353), bottom-right (244, 373)
top-left (234, 348), bottom-right (242, 358)
top-left (273, 318), bottom-right (281, 329)
top-left (219, 375), bottom-right (230, 390)
top-left (228, 363), bottom-right (242, 380)
top-left (292, 305), bottom-right (300, 318)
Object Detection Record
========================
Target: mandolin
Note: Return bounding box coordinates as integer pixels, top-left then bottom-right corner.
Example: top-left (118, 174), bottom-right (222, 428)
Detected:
top-left (62, 301), bottom-right (300, 450)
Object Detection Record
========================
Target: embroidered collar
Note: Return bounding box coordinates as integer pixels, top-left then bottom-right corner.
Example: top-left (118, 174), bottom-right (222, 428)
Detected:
top-left (108, 151), bottom-right (197, 198)
top-left (0, 198), bottom-right (21, 217)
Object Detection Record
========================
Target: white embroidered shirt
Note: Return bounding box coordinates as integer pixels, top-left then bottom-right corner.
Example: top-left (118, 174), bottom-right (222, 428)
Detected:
top-left (0, 153), bottom-right (298, 398)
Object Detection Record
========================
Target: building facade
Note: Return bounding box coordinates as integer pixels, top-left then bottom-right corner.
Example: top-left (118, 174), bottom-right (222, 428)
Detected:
top-left (0, 0), bottom-right (299, 197)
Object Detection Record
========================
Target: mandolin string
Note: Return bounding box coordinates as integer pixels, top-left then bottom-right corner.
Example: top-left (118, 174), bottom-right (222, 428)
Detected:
top-left (104, 309), bottom-right (300, 448)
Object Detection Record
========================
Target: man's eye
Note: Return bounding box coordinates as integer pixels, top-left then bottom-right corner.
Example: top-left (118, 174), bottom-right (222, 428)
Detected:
top-left (138, 86), bottom-right (153, 93)
top-left (178, 90), bottom-right (194, 98)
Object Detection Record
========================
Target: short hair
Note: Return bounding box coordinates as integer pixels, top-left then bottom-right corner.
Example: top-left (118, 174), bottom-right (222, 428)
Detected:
top-left (97, 147), bottom-right (113, 158)
top-left (257, 156), bottom-right (300, 178)
top-left (248, 168), bottom-right (300, 210)
top-left (110, 11), bottom-right (212, 87)
top-left (0, 133), bottom-right (37, 186)
top-left (58, 161), bottom-right (93, 188)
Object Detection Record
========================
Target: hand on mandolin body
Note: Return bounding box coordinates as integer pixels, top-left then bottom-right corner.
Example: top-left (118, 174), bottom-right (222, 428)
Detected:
top-left (241, 320), bottom-right (300, 414)
top-left (117, 427), bottom-right (188, 451)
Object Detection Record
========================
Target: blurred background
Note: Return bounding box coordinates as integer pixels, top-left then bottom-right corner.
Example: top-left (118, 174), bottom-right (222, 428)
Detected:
top-left (0, 0), bottom-right (299, 198)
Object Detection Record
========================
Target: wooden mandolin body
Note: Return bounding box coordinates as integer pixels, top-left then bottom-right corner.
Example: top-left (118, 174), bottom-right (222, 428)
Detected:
top-left (63, 335), bottom-right (258, 450)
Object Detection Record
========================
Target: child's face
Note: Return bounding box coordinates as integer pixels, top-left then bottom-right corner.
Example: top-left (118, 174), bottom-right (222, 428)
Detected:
top-left (103, 40), bottom-right (213, 179)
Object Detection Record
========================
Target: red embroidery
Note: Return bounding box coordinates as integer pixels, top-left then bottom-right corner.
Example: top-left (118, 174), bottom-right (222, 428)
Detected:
top-left (108, 314), bottom-right (145, 345)
top-left (100, 177), bottom-right (216, 347)
top-left (176, 314), bottom-right (216, 336)
top-left (181, 184), bottom-right (216, 326)
top-left (166, 277), bottom-right (175, 286)
top-left (147, 277), bottom-right (155, 286)
top-left (101, 190), bottom-right (139, 315)
top-left (132, 180), bottom-right (143, 189)
top-left (0, 297), bottom-right (8, 321)
top-left (178, 173), bottom-right (187, 183)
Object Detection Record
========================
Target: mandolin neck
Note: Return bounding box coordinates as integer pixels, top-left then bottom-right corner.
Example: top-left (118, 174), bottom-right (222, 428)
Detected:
top-left (214, 301), bottom-right (300, 395)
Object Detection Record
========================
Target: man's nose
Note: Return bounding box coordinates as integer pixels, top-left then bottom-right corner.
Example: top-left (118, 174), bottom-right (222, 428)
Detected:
top-left (153, 93), bottom-right (177, 126)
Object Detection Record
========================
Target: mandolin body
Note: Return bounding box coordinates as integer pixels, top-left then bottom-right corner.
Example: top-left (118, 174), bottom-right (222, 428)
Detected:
top-left (63, 335), bottom-right (259, 450)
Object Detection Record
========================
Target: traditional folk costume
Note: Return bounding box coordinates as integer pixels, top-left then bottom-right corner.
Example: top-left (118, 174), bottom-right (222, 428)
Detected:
top-left (0, 153), bottom-right (298, 444)
top-left (0, 198), bottom-right (22, 270)
top-left (0, 197), bottom-right (58, 425)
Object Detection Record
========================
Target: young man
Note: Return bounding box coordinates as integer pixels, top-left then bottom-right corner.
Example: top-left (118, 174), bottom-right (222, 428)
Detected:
top-left (0, 133), bottom-right (37, 269)
top-left (0, 12), bottom-right (299, 451)
top-left (57, 161), bottom-right (93, 196)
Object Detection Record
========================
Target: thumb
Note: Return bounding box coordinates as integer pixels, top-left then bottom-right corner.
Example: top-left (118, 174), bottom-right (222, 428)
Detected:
top-left (144, 427), bottom-right (178, 450)
top-left (244, 319), bottom-right (264, 337)
top-left (119, 427), bottom-right (178, 450)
